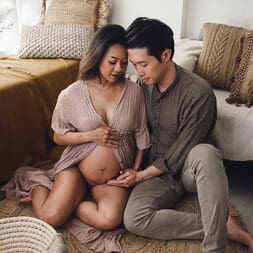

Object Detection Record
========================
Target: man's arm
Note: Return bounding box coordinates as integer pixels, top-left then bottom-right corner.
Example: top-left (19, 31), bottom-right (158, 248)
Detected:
top-left (153, 90), bottom-right (216, 175)
top-left (108, 81), bottom-right (216, 187)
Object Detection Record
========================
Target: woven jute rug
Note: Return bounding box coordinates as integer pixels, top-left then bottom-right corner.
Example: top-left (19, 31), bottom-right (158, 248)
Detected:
top-left (0, 190), bottom-right (249, 253)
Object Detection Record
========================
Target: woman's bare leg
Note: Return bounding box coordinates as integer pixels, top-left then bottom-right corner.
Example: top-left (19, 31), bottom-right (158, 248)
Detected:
top-left (75, 184), bottom-right (129, 230)
top-left (31, 167), bottom-right (87, 227)
top-left (227, 215), bottom-right (253, 252)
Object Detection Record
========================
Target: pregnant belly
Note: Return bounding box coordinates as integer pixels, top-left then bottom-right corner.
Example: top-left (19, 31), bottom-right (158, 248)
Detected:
top-left (79, 145), bottom-right (121, 185)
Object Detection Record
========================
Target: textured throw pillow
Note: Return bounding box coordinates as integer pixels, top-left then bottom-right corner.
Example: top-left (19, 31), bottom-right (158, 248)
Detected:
top-left (174, 39), bottom-right (203, 72)
top-left (18, 24), bottom-right (93, 59)
top-left (96, 0), bottom-right (111, 29)
top-left (195, 23), bottom-right (247, 90)
top-left (41, 0), bottom-right (111, 30)
top-left (226, 32), bottom-right (253, 107)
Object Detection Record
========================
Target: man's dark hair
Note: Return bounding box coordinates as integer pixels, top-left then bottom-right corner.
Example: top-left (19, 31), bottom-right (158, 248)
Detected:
top-left (125, 17), bottom-right (174, 62)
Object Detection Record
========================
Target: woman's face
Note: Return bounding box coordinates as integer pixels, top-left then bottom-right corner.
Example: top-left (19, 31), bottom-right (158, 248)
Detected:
top-left (99, 43), bottom-right (128, 83)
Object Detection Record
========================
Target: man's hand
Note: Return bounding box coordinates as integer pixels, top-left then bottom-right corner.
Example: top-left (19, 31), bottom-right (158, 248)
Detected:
top-left (107, 166), bottom-right (164, 188)
top-left (107, 169), bottom-right (142, 187)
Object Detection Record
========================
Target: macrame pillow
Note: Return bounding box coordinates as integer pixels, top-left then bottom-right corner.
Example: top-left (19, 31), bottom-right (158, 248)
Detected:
top-left (41, 0), bottom-right (111, 30)
top-left (226, 32), bottom-right (253, 107)
top-left (18, 24), bottom-right (93, 59)
top-left (195, 23), bottom-right (247, 90)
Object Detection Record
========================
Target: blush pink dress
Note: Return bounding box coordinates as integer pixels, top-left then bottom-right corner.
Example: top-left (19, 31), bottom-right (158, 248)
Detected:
top-left (50, 79), bottom-right (150, 178)
top-left (3, 78), bottom-right (150, 197)
top-left (2, 79), bottom-right (150, 253)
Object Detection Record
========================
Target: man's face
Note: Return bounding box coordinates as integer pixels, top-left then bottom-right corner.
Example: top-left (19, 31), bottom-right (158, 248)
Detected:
top-left (128, 47), bottom-right (164, 85)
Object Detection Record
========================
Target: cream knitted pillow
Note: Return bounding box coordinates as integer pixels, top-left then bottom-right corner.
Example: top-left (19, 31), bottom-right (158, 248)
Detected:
top-left (195, 23), bottom-right (247, 90)
top-left (41, 0), bottom-right (111, 30)
top-left (96, 0), bottom-right (112, 29)
top-left (18, 24), bottom-right (93, 59)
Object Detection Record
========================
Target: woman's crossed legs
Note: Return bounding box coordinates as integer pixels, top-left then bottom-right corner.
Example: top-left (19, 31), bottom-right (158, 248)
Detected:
top-left (75, 184), bottom-right (129, 230)
top-left (19, 167), bottom-right (129, 230)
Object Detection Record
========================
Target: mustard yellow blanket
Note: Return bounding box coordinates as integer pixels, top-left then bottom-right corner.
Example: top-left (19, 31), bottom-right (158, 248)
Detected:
top-left (0, 57), bottom-right (79, 184)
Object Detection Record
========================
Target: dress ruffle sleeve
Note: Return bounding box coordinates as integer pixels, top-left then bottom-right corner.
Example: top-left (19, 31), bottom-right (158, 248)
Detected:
top-left (51, 92), bottom-right (76, 135)
top-left (134, 86), bottom-right (150, 150)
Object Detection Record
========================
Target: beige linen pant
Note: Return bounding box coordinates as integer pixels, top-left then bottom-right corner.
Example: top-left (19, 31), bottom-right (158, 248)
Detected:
top-left (124, 144), bottom-right (229, 253)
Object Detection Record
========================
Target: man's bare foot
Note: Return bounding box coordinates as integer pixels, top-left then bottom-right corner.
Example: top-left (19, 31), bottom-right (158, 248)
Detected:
top-left (18, 195), bottom-right (32, 204)
top-left (227, 215), bottom-right (253, 252)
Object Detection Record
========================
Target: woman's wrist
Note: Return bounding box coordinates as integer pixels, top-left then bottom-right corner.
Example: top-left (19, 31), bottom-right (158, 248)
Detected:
top-left (79, 131), bottom-right (90, 143)
top-left (132, 166), bottom-right (140, 171)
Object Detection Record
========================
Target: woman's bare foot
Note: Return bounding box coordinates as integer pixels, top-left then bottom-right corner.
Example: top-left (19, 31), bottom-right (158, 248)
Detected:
top-left (227, 215), bottom-right (253, 252)
top-left (18, 195), bottom-right (32, 204)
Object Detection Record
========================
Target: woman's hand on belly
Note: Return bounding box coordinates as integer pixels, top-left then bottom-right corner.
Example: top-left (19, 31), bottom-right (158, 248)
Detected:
top-left (87, 126), bottom-right (123, 148)
top-left (79, 145), bottom-right (122, 185)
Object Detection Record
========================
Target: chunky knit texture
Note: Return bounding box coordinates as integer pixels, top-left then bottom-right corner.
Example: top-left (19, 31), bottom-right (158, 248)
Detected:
top-left (96, 0), bottom-right (111, 29)
top-left (195, 23), bottom-right (246, 90)
top-left (41, 0), bottom-right (111, 30)
top-left (18, 24), bottom-right (93, 59)
top-left (44, 0), bottom-right (98, 29)
top-left (226, 31), bottom-right (253, 107)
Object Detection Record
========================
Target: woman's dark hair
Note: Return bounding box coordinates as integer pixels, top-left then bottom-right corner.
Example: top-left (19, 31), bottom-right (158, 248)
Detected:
top-left (125, 17), bottom-right (174, 62)
top-left (79, 24), bottom-right (126, 80)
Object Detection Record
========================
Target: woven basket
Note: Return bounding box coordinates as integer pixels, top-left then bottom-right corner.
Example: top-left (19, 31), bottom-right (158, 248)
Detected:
top-left (0, 216), bottom-right (69, 253)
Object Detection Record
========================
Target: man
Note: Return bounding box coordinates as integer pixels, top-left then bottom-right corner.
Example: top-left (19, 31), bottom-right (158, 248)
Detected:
top-left (108, 17), bottom-right (253, 253)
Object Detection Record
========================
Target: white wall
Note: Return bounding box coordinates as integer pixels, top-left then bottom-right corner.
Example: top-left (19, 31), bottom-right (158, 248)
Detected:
top-left (110, 0), bottom-right (185, 40)
top-left (183, 0), bottom-right (253, 39)
top-left (15, 0), bottom-right (42, 30)
top-left (110, 0), bottom-right (253, 40)
top-left (0, 0), bottom-right (19, 54)
top-left (2, 0), bottom-right (253, 55)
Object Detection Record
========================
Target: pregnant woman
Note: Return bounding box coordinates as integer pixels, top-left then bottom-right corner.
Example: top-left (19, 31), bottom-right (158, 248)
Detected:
top-left (2, 24), bottom-right (150, 230)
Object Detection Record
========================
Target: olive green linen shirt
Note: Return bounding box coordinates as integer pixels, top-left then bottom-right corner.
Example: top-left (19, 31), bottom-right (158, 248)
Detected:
top-left (140, 65), bottom-right (217, 176)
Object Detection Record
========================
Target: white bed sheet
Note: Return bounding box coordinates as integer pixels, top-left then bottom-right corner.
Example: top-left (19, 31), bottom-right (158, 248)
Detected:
top-left (213, 89), bottom-right (253, 161)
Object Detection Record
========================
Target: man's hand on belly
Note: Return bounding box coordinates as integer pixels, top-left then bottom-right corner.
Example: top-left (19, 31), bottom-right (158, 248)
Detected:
top-left (107, 165), bottom-right (165, 187)
top-left (107, 169), bottom-right (142, 187)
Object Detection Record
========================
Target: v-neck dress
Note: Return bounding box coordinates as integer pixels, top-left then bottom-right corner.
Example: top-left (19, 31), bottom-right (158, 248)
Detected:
top-left (48, 79), bottom-right (150, 179)
top-left (1, 79), bottom-right (150, 252)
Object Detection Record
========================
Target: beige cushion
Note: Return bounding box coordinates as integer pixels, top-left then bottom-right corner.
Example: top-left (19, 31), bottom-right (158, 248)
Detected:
top-left (41, 0), bottom-right (111, 30)
top-left (195, 23), bottom-right (247, 90)
top-left (96, 0), bottom-right (111, 29)
top-left (226, 32), bottom-right (253, 107)
top-left (18, 24), bottom-right (93, 59)
top-left (174, 39), bottom-right (203, 72)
